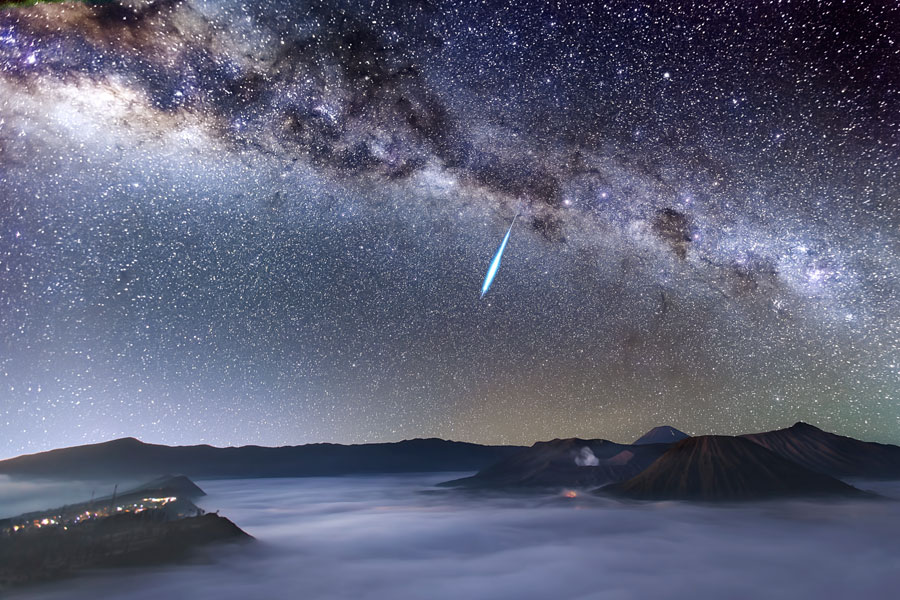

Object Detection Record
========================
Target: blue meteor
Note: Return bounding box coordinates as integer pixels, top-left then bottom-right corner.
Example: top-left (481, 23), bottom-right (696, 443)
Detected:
top-left (480, 214), bottom-right (519, 299)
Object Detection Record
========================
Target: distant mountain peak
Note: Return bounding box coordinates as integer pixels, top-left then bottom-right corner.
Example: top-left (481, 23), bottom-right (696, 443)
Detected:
top-left (790, 421), bottom-right (821, 431)
top-left (633, 426), bottom-right (689, 445)
top-left (110, 437), bottom-right (144, 445)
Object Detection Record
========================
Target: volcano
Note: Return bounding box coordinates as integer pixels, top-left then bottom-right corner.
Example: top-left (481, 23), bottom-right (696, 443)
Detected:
top-left (603, 435), bottom-right (866, 501)
top-left (439, 438), bottom-right (672, 489)
top-left (742, 422), bottom-right (900, 480)
top-left (633, 426), bottom-right (690, 445)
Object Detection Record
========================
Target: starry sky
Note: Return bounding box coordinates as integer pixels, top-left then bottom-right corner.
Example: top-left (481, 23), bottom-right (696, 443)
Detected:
top-left (0, 0), bottom-right (897, 458)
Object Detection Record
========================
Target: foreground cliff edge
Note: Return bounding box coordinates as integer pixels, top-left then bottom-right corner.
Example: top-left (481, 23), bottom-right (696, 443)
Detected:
top-left (0, 476), bottom-right (252, 590)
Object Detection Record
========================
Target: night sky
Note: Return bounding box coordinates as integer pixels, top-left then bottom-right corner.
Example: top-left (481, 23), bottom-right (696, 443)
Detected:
top-left (0, 0), bottom-right (897, 458)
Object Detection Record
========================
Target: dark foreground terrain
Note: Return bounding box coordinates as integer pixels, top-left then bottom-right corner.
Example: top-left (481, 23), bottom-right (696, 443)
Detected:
top-left (0, 476), bottom-right (251, 590)
top-left (0, 510), bottom-right (250, 589)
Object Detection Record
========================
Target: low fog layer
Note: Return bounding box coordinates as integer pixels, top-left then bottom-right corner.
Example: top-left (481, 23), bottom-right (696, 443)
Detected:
top-left (0, 476), bottom-right (144, 519)
top-left (8, 475), bottom-right (900, 600)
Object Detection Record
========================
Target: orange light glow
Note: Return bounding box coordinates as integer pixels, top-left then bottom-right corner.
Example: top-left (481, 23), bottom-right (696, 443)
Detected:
top-left (563, 490), bottom-right (577, 498)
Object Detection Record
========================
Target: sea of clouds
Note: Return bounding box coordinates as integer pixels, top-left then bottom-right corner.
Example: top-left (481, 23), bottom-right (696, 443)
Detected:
top-left (6, 474), bottom-right (900, 599)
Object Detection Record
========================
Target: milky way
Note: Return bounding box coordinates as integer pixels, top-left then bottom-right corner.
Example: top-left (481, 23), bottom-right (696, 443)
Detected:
top-left (0, 0), bottom-right (897, 457)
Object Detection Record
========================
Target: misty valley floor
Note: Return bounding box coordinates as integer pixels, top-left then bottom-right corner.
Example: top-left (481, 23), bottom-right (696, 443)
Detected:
top-left (8, 474), bottom-right (900, 600)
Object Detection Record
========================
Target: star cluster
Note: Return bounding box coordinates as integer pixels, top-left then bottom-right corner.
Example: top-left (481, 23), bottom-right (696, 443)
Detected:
top-left (0, 0), bottom-right (897, 457)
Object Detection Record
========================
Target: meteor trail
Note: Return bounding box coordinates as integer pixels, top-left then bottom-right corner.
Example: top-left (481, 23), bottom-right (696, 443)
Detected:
top-left (480, 214), bottom-right (519, 299)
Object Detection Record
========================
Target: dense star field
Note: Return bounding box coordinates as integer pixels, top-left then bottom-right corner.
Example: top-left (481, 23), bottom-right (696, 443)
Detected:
top-left (0, 0), bottom-right (897, 457)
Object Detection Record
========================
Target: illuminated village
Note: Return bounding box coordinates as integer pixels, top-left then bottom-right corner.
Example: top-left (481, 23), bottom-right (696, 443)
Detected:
top-left (1, 495), bottom-right (186, 537)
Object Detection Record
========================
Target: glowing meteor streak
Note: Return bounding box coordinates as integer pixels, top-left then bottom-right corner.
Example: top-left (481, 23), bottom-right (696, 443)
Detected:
top-left (480, 214), bottom-right (519, 299)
